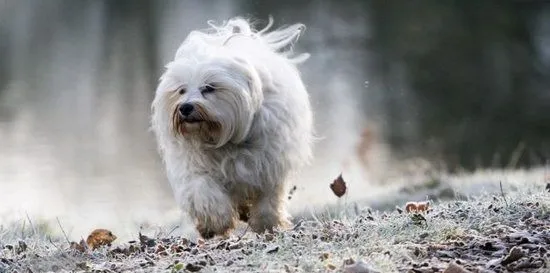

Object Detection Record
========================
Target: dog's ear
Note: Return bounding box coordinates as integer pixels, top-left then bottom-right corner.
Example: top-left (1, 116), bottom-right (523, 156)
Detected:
top-left (230, 57), bottom-right (264, 109)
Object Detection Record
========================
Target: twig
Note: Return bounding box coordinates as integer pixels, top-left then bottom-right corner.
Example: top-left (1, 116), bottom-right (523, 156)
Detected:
top-left (20, 218), bottom-right (26, 238)
top-left (47, 236), bottom-right (63, 251)
top-left (56, 217), bottom-right (71, 244)
top-left (25, 212), bottom-right (36, 236)
top-left (500, 181), bottom-right (508, 207)
top-left (167, 225), bottom-right (180, 237)
top-left (292, 219), bottom-right (304, 231)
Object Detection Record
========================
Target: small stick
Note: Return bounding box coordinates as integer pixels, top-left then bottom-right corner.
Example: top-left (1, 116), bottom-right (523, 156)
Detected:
top-left (25, 212), bottom-right (36, 236)
top-left (56, 217), bottom-right (71, 244)
top-left (167, 225), bottom-right (180, 237)
top-left (292, 219), bottom-right (304, 231)
top-left (500, 181), bottom-right (508, 207)
top-left (20, 219), bottom-right (26, 238)
top-left (48, 236), bottom-right (63, 251)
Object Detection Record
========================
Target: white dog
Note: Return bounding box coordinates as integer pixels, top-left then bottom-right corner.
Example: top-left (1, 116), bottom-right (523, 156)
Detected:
top-left (151, 17), bottom-right (313, 239)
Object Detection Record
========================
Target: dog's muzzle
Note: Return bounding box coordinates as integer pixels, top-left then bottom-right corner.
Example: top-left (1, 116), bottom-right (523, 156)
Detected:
top-left (178, 103), bottom-right (202, 123)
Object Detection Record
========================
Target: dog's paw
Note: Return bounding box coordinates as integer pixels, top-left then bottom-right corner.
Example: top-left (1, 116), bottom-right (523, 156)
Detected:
top-left (195, 217), bottom-right (235, 240)
top-left (198, 228), bottom-right (216, 240)
top-left (248, 214), bottom-right (290, 234)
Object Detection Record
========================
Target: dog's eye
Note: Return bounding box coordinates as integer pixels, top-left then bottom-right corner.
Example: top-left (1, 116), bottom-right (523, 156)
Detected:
top-left (178, 87), bottom-right (186, 95)
top-left (200, 85), bottom-right (216, 94)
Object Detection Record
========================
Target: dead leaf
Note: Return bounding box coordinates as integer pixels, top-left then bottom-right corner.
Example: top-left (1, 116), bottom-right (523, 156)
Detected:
top-left (86, 229), bottom-right (117, 250)
top-left (139, 232), bottom-right (156, 248)
top-left (330, 173), bottom-right (347, 197)
top-left (16, 241), bottom-right (27, 255)
top-left (405, 202), bottom-right (418, 213)
top-left (266, 245), bottom-right (279, 254)
top-left (410, 213), bottom-right (427, 226)
top-left (502, 246), bottom-right (526, 265)
top-left (70, 239), bottom-right (88, 253)
top-left (416, 201), bottom-right (430, 212)
top-left (405, 201), bottom-right (430, 213)
top-left (185, 263), bottom-right (203, 272)
top-left (155, 244), bottom-right (168, 256)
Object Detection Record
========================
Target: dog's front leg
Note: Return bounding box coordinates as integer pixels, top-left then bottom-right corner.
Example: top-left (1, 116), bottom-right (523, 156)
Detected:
top-left (184, 177), bottom-right (237, 239)
top-left (248, 183), bottom-right (291, 234)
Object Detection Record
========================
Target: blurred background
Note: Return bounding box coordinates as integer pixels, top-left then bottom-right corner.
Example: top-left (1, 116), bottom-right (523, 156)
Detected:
top-left (0, 0), bottom-right (549, 239)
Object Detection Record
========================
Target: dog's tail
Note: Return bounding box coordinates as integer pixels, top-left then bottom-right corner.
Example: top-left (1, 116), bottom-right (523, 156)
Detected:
top-left (209, 16), bottom-right (310, 64)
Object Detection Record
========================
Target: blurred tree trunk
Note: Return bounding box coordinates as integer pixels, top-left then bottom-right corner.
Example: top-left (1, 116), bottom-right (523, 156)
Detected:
top-left (100, 0), bottom-right (159, 93)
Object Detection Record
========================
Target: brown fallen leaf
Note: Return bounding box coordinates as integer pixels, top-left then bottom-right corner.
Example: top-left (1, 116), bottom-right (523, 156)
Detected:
top-left (319, 252), bottom-right (330, 261)
top-left (70, 239), bottom-right (88, 253)
top-left (416, 201), bottom-right (430, 212)
top-left (86, 229), bottom-right (117, 250)
top-left (405, 202), bottom-right (418, 213)
top-left (330, 173), bottom-right (347, 198)
top-left (405, 201), bottom-right (430, 213)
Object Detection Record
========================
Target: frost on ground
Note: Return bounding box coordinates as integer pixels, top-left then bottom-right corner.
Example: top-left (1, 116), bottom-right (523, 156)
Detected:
top-left (2, 181), bottom-right (550, 273)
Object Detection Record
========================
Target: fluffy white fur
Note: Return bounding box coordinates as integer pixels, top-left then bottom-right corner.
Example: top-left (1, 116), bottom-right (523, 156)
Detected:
top-left (151, 17), bottom-right (313, 238)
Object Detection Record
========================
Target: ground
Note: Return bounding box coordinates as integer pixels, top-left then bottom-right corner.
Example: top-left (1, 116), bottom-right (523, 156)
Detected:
top-left (1, 171), bottom-right (550, 273)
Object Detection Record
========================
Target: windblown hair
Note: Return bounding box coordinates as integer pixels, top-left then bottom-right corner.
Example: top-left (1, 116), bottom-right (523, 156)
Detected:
top-left (175, 16), bottom-right (310, 64)
top-left (150, 16), bottom-right (314, 238)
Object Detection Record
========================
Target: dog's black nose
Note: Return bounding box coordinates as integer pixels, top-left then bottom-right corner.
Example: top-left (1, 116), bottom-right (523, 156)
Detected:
top-left (179, 103), bottom-right (194, 116)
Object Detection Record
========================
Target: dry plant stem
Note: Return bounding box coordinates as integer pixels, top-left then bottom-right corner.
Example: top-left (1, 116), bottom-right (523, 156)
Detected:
top-left (20, 218), bottom-right (25, 238)
top-left (56, 217), bottom-right (71, 244)
top-left (47, 236), bottom-right (62, 251)
top-left (167, 225), bottom-right (180, 237)
top-left (292, 219), bottom-right (304, 231)
top-left (500, 181), bottom-right (508, 207)
top-left (25, 212), bottom-right (36, 236)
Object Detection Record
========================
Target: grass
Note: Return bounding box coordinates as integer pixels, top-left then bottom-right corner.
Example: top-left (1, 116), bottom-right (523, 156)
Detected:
top-left (1, 177), bottom-right (549, 273)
